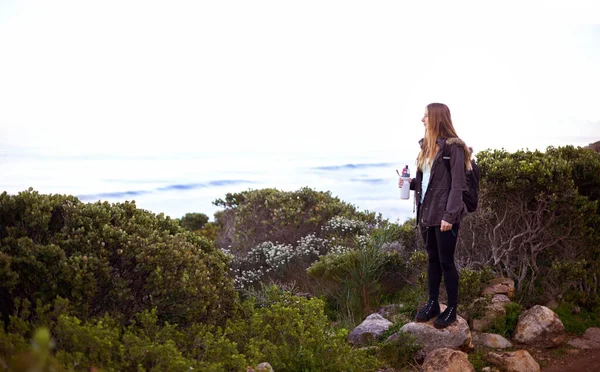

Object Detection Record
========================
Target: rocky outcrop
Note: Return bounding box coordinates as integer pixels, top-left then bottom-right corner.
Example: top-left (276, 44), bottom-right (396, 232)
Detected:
top-left (513, 305), bottom-right (565, 347)
top-left (421, 348), bottom-right (475, 372)
top-left (348, 313), bottom-right (392, 346)
top-left (586, 140), bottom-right (600, 153)
top-left (485, 350), bottom-right (540, 372)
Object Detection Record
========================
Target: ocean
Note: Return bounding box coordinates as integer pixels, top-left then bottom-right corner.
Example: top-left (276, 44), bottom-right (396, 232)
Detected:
top-left (0, 149), bottom-right (418, 224)
top-left (2, 134), bottom-right (596, 225)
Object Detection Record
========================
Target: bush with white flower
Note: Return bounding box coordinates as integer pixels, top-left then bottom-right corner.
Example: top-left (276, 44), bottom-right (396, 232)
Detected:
top-left (232, 234), bottom-right (335, 290)
top-left (324, 216), bottom-right (369, 237)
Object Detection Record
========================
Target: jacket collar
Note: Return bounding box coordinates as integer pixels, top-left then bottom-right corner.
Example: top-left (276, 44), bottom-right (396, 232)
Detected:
top-left (418, 137), bottom-right (447, 147)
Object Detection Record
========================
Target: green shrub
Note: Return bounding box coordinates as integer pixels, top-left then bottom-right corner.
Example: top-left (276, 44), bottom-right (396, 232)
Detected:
top-left (397, 218), bottom-right (423, 252)
top-left (54, 314), bottom-right (124, 370)
top-left (213, 187), bottom-right (382, 253)
top-left (379, 320), bottom-right (408, 341)
top-left (459, 267), bottom-right (495, 306)
top-left (227, 286), bottom-right (379, 371)
top-left (487, 302), bottom-right (523, 338)
top-left (0, 189), bottom-right (236, 327)
top-left (460, 146), bottom-right (600, 304)
top-left (307, 244), bottom-right (388, 325)
top-left (376, 332), bottom-right (421, 370)
top-left (178, 212), bottom-right (209, 232)
top-left (555, 302), bottom-right (600, 335)
top-left (468, 349), bottom-right (489, 372)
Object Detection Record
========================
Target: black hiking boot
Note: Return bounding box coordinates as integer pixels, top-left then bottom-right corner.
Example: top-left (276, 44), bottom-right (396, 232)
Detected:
top-left (415, 300), bottom-right (440, 322)
top-left (434, 306), bottom-right (457, 329)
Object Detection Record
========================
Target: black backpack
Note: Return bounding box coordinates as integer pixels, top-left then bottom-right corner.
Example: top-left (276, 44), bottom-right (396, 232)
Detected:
top-left (442, 145), bottom-right (480, 213)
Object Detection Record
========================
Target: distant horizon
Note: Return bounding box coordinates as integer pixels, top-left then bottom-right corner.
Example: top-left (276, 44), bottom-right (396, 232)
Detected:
top-left (2, 135), bottom-right (598, 225)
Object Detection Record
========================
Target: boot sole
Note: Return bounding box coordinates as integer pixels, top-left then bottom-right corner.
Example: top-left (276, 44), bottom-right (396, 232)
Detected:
top-left (433, 318), bottom-right (457, 329)
top-left (415, 310), bottom-right (440, 322)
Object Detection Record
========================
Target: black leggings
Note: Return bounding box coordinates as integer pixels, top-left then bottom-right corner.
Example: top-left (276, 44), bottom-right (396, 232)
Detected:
top-left (421, 224), bottom-right (460, 307)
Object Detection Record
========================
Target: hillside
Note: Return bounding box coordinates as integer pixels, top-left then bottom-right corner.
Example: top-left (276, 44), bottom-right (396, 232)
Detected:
top-left (586, 140), bottom-right (600, 152)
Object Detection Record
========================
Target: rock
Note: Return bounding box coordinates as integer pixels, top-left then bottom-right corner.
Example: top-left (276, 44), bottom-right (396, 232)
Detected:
top-left (485, 350), bottom-right (540, 372)
top-left (246, 362), bottom-right (273, 372)
top-left (482, 277), bottom-right (515, 299)
top-left (481, 367), bottom-right (501, 372)
top-left (471, 296), bottom-right (510, 332)
top-left (567, 329), bottom-right (600, 350)
top-left (567, 338), bottom-right (600, 350)
top-left (421, 348), bottom-right (475, 372)
top-left (492, 294), bottom-right (511, 304)
top-left (388, 305), bottom-right (472, 360)
top-left (583, 327), bottom-right (600, 343)
top-left (255, 363), bottom-right (273, 372)
top-left (348, 313), bottom-right (393, 346)
top-left (377, 304), bottom-right (404, 318)
top-left (472, 332), bottom-right (513, 349)
top-left (513, 305), bottom-right (565, 348)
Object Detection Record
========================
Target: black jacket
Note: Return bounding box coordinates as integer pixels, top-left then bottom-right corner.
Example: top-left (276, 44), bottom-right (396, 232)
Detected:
top-left (410, 137), bottom-right (469, 227)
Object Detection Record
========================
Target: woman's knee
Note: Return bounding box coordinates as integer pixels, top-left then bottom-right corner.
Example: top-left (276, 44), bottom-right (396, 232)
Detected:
top-left (440, 260), bottom-right (457, 272)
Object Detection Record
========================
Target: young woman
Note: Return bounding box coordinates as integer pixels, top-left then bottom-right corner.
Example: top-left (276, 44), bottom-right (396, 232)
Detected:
top-left (398, 103), bottom-right (472, 329)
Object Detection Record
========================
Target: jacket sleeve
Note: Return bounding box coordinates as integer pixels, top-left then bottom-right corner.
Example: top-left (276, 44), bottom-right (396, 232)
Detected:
top-left (443, 145), bottom-right (467, 224)
top-left (410, 178), bottom-right (416, 191)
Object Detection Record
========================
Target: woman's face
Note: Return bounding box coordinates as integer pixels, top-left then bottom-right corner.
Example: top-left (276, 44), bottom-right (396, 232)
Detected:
top-left (422, 109), bottom-right (429, 130)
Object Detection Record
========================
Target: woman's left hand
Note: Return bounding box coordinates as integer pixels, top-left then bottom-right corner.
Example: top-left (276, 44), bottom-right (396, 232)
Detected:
top-left (440, 220), bottom-right (452, 232)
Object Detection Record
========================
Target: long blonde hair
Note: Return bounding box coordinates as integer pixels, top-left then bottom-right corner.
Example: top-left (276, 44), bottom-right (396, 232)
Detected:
top-left (417, 103), bottom-right (470, 170)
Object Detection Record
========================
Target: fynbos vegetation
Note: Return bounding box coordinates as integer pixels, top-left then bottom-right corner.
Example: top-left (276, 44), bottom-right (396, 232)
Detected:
top-left (1, 144), bottom-right (599, 371)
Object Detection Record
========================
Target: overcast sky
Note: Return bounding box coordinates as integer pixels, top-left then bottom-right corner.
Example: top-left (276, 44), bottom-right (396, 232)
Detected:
top-left (1, 1), bottom-right (599, 159)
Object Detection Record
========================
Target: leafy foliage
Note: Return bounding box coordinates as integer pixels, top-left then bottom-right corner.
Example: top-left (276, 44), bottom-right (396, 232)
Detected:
top-left (213, 187), bottom-right (382, 254)
top-left (487, 302), bottom-right (523, 338)
top-left (226, 286), bottom-right (379, 371)
top-left (458, 267), bottom-right (495, 311)
top-left (554, 301), bottom-right (600, 335)
top-left (307, 223), bottom-right (427, 326)
top-left (178, 212), bottom-right (209, 232)
top-left (376, 332), bottom-right (421, 371)
top-left (457, 146), bottom-right (600, 307)
top-left (0, 189), bottom-right (236, 327)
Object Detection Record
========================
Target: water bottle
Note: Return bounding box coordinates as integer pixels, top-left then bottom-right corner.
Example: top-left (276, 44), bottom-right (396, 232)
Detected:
top-left (400, 165), bottom-right (410, 200)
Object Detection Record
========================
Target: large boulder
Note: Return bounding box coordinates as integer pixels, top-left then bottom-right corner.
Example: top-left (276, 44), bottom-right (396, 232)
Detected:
top-left (513, 305), bottom-right (565, 348)
top-left (421, 348), bottom-right (474, 372)
top-left (387, 305), bottom-right (472, 360)
top-left (348, 313), bottom-right (393, 346)
top-left (485, 350), bottom-right (540, 372)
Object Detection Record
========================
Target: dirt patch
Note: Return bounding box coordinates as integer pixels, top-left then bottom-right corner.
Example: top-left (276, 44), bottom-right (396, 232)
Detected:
top-left (469, 333), bottom-right (600, 371)
top-left (512, 336), bottom-right (600, 372)
top-left (538, 347), bottom-right (600, 371)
